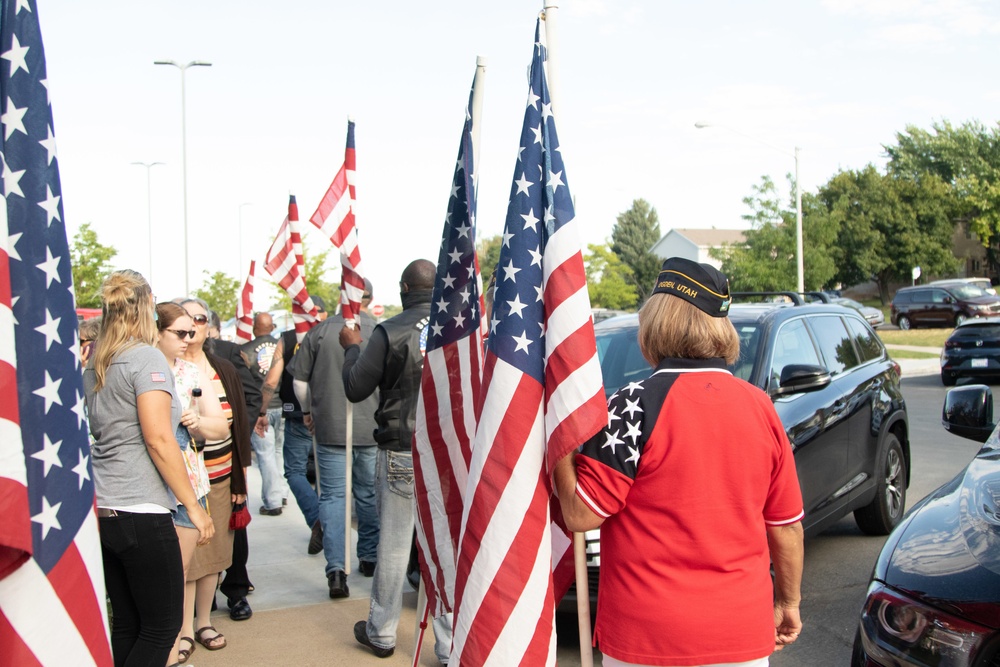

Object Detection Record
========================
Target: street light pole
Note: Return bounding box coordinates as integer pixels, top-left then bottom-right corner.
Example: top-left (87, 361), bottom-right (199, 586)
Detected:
top-left (131, 161), bottom-right (164, 287)
top-left (695, 122), bottom-right (805, 293)
top-left (154, 59), bottom-right (212, 296)
top-left (238, 202), bottom-right (252, 278)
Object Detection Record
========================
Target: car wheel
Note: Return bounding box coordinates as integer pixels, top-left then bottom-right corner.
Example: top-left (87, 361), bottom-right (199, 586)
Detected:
top-left (942, 371), bottom-right (957, 386)
top-left (956, 314), bottom-right (968, 327)
top-left (854, 432), bottom-right (906, 535)
top-left (897, 316), bottom-right (911, 330)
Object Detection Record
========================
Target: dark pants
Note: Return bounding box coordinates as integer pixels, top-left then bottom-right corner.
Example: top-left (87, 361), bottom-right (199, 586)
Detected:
top-left (220, 527), bottom-right (250, 601)
top-left (100, 511), bottom-right (183, 667)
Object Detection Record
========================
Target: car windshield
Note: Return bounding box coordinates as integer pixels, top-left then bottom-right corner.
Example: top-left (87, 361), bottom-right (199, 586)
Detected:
top-left (595, 321), bottom-right (763, 396)
top-left (835, 298), bottom-right (863, 310)
top-left (949, 284), bottom-right (989, 298)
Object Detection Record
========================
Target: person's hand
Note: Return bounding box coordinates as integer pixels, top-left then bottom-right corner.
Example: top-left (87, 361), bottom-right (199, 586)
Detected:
top-left (339, 325), bottom-right (362, 349)
top-left (774, 601), bottom-right (802, 650)
top-left (232, 493), bottom-right (247, 505)
top-left (254, 414), bottom-right (269, 437)
top-left (180, 408), bottom-right (200, 433)
top-left (304, 413), bottom-right (315, 435)
top-left (190, 504), bottom-right (215, 546)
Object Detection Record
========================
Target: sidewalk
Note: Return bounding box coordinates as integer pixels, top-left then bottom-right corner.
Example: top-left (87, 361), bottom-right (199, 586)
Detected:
top-left (885, 344), bottom-right (941, 378)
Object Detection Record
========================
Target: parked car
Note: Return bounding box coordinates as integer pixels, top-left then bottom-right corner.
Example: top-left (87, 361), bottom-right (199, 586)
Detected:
top-left (852, 385), bottom-right (1000, 666)
top-left (940, 317), bottom-right (1000, 386)
top-left (567, 296), bottom-right (911, 607)
top-left (891, 284), bottom-right (1000, 330)
top-left (930, 276), bottom-right (997, 296)
top-left (833, 297), bottom-right (886, 329)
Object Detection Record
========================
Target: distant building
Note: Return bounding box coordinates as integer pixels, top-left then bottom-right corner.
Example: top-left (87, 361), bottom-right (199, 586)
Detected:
top-left (649, 228), bottom-right (746, 269)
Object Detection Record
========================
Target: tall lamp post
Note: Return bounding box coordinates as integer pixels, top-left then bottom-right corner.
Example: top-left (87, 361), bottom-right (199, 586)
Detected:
top-left (154, 59), bottom-right (212, 296)
top-left (238, 202), bottom-right (252, 278)
top-left (131, 161), bottom-right (164, 287)
top-left (695, 122), bottom-right (804, 293)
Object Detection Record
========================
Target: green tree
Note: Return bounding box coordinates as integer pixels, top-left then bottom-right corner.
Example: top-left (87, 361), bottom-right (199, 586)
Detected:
top-left (610, 199), bottom-right (661, 303)
top-left (476, 234), bottom-right (503, 283)
top-left (70, 222), bottom-right (118, 308)
top-left (269, 243), bottom-right (340, 312)
top-left (585, 243), bottom-right (637, 310)
top-left (711, 176), bottom-right (838, 292)
top-left (818, 165), bottom-right (957, 303)
top-left (194, 271), bottom-right (240, 320)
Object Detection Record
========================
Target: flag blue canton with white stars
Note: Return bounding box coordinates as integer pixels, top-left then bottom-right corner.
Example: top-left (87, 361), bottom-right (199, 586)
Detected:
top-left (487, 21), bottom-right (573, 385)
top-left (428, 86), bottom-right (479, 349)
top-left (2, 0), bottom-right (94, 574)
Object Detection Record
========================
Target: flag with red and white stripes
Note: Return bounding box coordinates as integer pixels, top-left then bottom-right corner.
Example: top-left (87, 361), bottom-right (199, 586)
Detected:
top-left (0, 1), bottom-right (113, 664)
top-left (308, 120), bottom-right (365, 327)
top-left (450, 19), bottom-right (606, 666)
top-left (234, 260), bottom-right (255, 343)
top-left (413, 79), bottom-right (485, 619)
top-left (264, 196), bottom-right (319, 342)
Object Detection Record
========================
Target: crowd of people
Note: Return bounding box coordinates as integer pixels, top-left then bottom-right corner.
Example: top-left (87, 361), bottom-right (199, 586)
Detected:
top-left (82, 256), bottom-right (804, 667)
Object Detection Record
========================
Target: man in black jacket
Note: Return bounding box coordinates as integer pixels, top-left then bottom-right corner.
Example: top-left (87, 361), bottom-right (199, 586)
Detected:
top-left (340, 259), bottom-right (450, 663)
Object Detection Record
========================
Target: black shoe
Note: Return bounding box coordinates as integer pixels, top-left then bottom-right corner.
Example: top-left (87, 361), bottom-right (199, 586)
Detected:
top-left (282, 497), bottom-right (288, 506)
top-left (228, 596), bottom-right (252, 621)
top-left (327, 570), bottom-right (349, 599)
top-left (308, 520), bottom-right (323, 555)
top-left (354, 620), bottom-right (393, 658)
top-left (359, 560), bottom-right (376, 577)
top-left (259, 505), bottom-right (282, 516)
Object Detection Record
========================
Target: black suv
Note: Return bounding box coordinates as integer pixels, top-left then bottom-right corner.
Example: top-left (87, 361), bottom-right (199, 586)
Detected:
top-left (891, 283), bottom-right (1000, 330)
top-left (572, 295), bottom-right (911, 603)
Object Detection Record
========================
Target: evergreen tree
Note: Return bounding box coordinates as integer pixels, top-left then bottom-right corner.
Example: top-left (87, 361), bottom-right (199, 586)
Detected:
top-left (610, 199), bottom-right (661, 303)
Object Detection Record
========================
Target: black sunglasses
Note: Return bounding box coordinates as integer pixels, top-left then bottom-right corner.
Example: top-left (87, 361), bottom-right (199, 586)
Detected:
top-left (190, 314), bottom-right (208, 325)
top-left (167, 329), bottom-right (197, 340)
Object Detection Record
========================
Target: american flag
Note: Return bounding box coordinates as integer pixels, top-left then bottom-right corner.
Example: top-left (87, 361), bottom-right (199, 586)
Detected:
top-left (264, 195), bottom-right (319, 342)
top-left (308, 120), bottom-right (365, 326)
top-left (234, 259), bottom-right (255, 343)
top-left (450, 19), bottom-right (607, 666)
top-left (0, 1), bottom-right (113, 664)
top-left (413, 79), bottom-right (486, 619)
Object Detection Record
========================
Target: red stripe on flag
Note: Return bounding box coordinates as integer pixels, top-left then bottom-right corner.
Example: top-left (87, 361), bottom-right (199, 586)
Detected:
top-left (0, 361), bottom-right (19, 426)
top-left (543, 251), bottom-right (588, 313)
top-left (0, 477), bottom-right (30, 578)
top-left (48, 543), bottom-right (113, 666)
top-left (0, 612), bottom-right (42, 667)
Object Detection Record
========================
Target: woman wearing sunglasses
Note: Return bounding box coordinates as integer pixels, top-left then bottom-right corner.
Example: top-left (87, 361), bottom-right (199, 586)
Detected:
top-left (181, 298), bottom-right (252, 653)
top-left (84, 271), bottom-right (214, 666)
top-left (155, 302), bottom-right (229, 665)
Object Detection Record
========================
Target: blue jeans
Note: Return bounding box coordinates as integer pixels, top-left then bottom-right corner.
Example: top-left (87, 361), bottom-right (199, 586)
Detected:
top-left (366, 449), bottom-right (452, 662)
top-left (251, 408), bottom-right (287, 510)
top-left (100, 511), bottom-right (183, 667)
top-left (283, 418), bottom-right (318, 528)
top-left (316, 444), bottom-right (379, 573)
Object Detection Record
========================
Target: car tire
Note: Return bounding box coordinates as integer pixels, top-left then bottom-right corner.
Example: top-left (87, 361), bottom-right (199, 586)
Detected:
top-left (956, 314), bottom-right (968, 327)
top-left (897, 316), bottom-right (912, 330)
top-left (942, 371), bottom-right (957, 386)
top-left (854, 432), bottom-right (906, 535)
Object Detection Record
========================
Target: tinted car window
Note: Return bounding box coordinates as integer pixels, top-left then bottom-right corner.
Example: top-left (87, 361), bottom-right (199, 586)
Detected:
top-left (909, 289), bottom-right (931, 304)
top-left (596, 326), bottom-right (651, 397)
top-left (846, 317), bottom-right (884, 363)
top-left (810, 315), bottom-right (860, 374)
top-left (930, 289), bottom-right (948, 304)
top-left (893, 291), bottom-right (912, 305)
top-left (732, 324), bottom-right (762, 381)
top-left (769, 319), bottom-right (821, 388)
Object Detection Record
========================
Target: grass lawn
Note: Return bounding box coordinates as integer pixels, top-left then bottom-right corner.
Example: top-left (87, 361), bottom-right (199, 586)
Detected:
top-left (886, 350), bottom-right (941, 359)
top-left (877, 329), bottom-right (950, 348)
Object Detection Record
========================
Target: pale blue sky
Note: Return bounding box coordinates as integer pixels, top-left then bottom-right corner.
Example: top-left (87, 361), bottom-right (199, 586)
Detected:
top-left (39, 0), bottom-right (1000, 306)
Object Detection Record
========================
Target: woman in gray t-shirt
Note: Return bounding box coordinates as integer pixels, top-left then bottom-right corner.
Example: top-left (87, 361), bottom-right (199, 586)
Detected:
top-left (84, 270), bottom-right (214, 666)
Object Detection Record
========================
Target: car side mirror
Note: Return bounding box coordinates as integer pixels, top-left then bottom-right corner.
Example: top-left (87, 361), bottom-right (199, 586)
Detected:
top-left (942, 385), bottom-right (995, 443)
top-left (943, 296), bottom-right (954, 304)
top-left (774, 364), bottom-right (832, 397)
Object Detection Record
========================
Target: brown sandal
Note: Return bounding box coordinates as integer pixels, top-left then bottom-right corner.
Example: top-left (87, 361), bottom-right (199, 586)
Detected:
top-left (177, 636), bottom-right (195, 663)
top-left (195, 625), bottom-right (227, 650)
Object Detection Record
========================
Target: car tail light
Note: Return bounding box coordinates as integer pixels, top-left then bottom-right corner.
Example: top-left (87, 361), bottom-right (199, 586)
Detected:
top-left (892, 360), bottom-right (901, 378)
top-left (857, 582), bottom-right (995, 666)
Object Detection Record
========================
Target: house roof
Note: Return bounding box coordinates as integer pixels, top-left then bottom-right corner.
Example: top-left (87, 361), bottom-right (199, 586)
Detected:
top-left (668, 228), bottom-right (746, 246)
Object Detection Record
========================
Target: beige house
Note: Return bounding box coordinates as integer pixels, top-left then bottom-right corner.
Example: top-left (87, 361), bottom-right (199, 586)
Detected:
top-left (649, 228), bottom-right (747, 269)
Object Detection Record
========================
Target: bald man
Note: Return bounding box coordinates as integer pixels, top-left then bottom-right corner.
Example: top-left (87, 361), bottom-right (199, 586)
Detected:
top-left (241, 311), bottom-right (288, 514)
top-left (340, 259), bottom-right (450, 663)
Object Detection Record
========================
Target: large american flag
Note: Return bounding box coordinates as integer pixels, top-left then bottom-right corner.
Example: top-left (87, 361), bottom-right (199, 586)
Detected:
top-left (451, 19), bottom-right (606, 666)
top-left (0, 1), bottom-right (112, 664)
top-left (234, 259), bottom-right (255, 343)
top-left (413, 80), bottom-right (486, 619)
top-left (264, 195), bottom-right (319, 342)
top-left (308, 120), bottom-right (365, 326)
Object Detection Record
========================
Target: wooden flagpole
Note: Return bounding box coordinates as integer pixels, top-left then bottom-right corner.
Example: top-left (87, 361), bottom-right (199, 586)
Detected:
top-left (542, 4), bottom-right (595, 667)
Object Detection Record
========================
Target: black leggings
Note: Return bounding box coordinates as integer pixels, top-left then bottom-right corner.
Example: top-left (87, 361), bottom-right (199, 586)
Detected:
top-left (100, 511), bottom-right (183, 667)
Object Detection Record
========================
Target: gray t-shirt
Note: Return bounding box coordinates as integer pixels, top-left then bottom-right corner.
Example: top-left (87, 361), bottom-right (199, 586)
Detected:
top-left (288, 312), bottom-right (378, 446)
top-left (84, 344), bottom-right (181, 510)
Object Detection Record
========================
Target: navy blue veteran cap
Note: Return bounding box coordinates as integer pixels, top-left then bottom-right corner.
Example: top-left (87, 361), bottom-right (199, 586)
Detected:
top-left (651, 257), bottom-right (732, 317)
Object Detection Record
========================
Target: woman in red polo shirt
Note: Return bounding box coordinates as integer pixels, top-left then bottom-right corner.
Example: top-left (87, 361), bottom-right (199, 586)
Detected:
top-left (555, 257), bottom-right (804, 667)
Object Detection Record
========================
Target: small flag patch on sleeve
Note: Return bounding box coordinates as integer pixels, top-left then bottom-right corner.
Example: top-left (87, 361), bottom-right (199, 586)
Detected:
top-left (150, 372), bottom-right (166, 383)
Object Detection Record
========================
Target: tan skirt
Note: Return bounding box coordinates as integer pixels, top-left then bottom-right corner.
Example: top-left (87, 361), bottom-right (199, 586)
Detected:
top-left (187, 481), bottom-right (234, 581)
